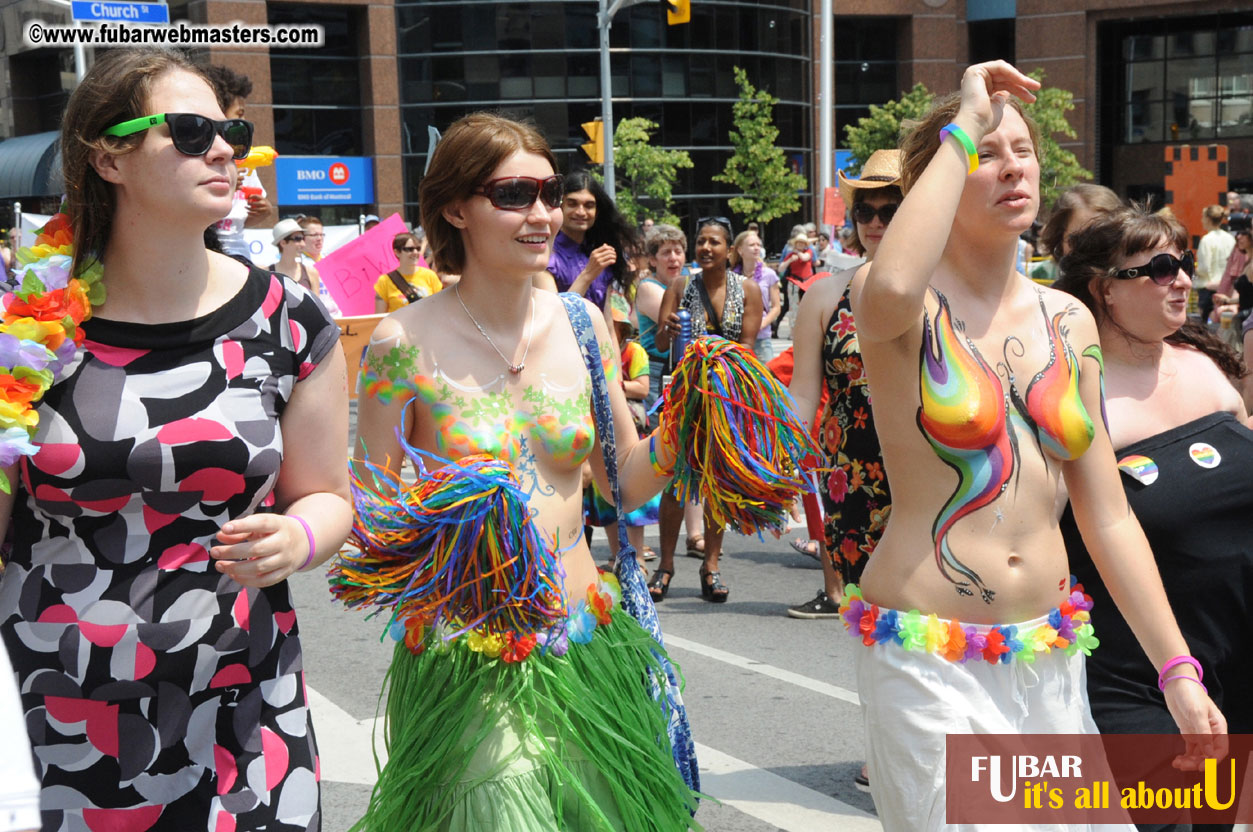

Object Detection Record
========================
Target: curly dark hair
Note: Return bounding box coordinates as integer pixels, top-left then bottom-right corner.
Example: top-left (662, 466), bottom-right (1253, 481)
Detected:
top-left (1056, 204), bottom-right (1246, 380)
top-left (562, 170), bottom-right (639, 294)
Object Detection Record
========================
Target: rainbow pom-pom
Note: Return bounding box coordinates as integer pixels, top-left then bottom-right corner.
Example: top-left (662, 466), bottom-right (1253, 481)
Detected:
top-left (330, 451), bottom-right (566, 642)
top-left (658, 337), bottom-right (820, 536)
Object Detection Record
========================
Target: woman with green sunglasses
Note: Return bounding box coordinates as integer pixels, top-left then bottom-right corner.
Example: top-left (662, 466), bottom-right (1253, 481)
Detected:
top-left (0, 47), bottom-right (351, 830)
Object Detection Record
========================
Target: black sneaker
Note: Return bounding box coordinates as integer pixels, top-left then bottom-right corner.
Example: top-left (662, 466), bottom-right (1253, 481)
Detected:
top-left (786, 590), bottom-right (841, 619)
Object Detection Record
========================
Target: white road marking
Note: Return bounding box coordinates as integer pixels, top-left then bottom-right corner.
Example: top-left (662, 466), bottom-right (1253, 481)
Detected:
top-left (307, 685), bottom-right (881, 829)
top-left (697, 742), bottom-right (882, 831)
top-left (664, 634), bottom-right (862, 706)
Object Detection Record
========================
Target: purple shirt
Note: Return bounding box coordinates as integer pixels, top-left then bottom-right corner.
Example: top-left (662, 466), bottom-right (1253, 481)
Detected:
top-left (547, 230), bottom-right (614, 307)
top-left (733, 262), bottom-right (780, 339)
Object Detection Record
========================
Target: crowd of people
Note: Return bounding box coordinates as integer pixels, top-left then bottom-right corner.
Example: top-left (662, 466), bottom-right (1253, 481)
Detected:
top-left (0, 46), bottom-right (1250, 832)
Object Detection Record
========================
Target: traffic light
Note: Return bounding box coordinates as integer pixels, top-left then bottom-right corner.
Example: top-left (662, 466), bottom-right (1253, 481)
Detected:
top-left (664, 0), bottom-right (690, 25)
top-left (581, 119), bottom-right (604, 164)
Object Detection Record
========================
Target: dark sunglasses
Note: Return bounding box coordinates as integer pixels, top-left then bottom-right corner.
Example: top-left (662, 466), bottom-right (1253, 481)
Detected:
top-left (399, 246), bottom-right (420, 253)
top-left (284, 234), bottom-right (305, 243)
top-left (698, 216), bottom-right (734, 235)
top-left (103, 113), bottom-right (254, 160)
top-left (473, 175), bottom-right (564, 211)
top-left (1113, 251), bottom-right (1194, 285)
top-left (851, 202), bottom-right (899, 225)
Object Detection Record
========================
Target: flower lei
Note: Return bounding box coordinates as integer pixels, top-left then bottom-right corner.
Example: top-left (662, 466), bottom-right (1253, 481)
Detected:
top-left (0, 211), bottom-right (103, 493)
top-left (838, 581), bottom-right (1099, 665)
top-left (389, 574), bottom-right (622, 664)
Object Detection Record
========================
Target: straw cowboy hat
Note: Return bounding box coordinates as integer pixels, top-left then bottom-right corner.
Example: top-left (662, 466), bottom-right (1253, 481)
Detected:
top-left (838, 149), bottom-right (902, 208)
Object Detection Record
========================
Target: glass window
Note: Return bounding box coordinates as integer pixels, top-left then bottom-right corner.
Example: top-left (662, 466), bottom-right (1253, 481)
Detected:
top-left (499, 54), bottom-right (533, 100)
top-left (399, 58), bottom-right (433, 104)
top-left (1123, 33), bottom-right (1163, 62)
top-left (1217, 23), bottom-right (1253, 56)
top-left (435, 56), bottom-right (469, 101)
top-left (497, 4), bottom-right (533, 50)
top-left (1125, 62), bottom-right (1163, 103)
top-left (1125, 100), bottom-right (1164, 143)
top-left (632, 54), bottom-right (662, 97)
top-left (662, 55), bottom-right (687, 98)
top-left (568, 55), bottom-right (598, 98)
top-left (566, 4), bottom-right (597, 49)
top-left (425, 6), bottom-right (464, 52)
top-left (1166, 56), bottom-right (1215, 98)
top-left (400, 106), bottom-right (435, 155)
top-left (396, 6), bottom-right (433, 54)
top-left (534, 54), bottom-right (565, 99)
top-left (273, 107), bottom-right (362, 156)
top-left (1168, 31), bottom-right (1215, 58)
top-left (531, 6), bottom-right (565, 50)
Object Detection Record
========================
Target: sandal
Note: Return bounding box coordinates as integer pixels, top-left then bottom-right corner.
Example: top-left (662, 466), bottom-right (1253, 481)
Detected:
top-left (648, 568), bottom-right (673, 602)
top-left (641, 546), bottom-right (658, 562)
top-left (789, 538), bottom-right (821, 561)
top-left (699, 567), bottom-right (729, 603)
top-left (685, 534), bottom-right (705, 559)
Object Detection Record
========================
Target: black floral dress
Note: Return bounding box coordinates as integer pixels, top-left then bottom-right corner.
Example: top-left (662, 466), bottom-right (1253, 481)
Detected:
top-left (0, 267), bottom-right (339, 831)
top-left (818, 285), bottom-right (891, 585)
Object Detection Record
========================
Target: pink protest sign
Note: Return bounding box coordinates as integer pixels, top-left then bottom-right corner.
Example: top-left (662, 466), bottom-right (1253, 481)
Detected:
top-left (316, 213), bottom-right (409, 316)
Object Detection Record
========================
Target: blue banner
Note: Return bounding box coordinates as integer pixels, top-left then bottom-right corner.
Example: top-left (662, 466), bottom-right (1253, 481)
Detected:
top-left (275, 156), bottom-right (374, 205)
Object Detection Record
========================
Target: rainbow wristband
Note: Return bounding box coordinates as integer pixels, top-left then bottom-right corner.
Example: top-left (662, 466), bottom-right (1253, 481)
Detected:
top-left (649, 433), bottom-right (673, 478)
top-left (939, 123), bottom-right (978, 174)
top-left (293, 515), bottom-right (317, 571)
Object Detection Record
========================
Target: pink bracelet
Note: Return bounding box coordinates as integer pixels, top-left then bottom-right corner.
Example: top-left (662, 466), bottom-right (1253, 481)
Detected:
top-left (1157, 655), bottom-right (1203, 691)
top-left (1160, 674), bottom-right (1208, 695)
top-left (292, 515), bottom-right (316, 571)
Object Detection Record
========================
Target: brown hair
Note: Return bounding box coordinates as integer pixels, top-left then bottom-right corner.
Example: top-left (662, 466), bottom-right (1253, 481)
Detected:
top-left (61, 48), bottom-right (210, 280)
top-left (899, 92), bottom-right (1041, 196)
top-left (1039, 184), bottom-right (1123, 261)
top-left (1056, 204), bottom-right (1246, 379)
top-left (645, 224), bottom-right (686, 258)
top-left (296, 216), bottom-right (323, 230)
top-left (392, 232), bottom-right (418, 252)
top-left (846, 184), bottom-right (904, 255)
top-left (419, 113), bottom-right (558, 274)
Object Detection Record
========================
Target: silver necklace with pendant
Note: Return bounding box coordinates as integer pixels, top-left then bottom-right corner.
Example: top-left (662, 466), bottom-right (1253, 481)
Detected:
top-left (455, 283), bottom-right (535, 374)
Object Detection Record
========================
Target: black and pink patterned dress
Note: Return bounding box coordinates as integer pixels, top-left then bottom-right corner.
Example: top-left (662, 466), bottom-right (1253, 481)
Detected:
top-left (0, 266), bottom-right (339, 831)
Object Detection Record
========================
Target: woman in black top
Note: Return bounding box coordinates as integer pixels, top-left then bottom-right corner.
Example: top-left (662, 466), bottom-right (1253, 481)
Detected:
top-left (1055, 206), bottom-right (1250, 737)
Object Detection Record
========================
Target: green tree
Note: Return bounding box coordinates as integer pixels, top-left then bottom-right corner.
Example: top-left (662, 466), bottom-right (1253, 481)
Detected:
top-left (842, 83), bottom-right (934, 176)
top-left (713, 66), bottom-right (806, 228)
top-left (608, 117), bottom-right (692, 226)
top-left (1021, 69), bottom-right (1093, 209)
top-left (841, 73), bottom-right (1092, 208)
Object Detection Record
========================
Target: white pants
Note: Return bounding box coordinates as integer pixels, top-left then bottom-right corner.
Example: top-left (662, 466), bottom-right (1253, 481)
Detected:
top-left (856, 611), bottom-right (1131, 832)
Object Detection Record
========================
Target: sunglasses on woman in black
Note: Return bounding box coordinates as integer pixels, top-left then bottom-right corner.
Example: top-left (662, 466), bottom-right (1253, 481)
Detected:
top-left (851, 202), bottom-right (899, 225)
top-left (473, 175), bottom-right (565, 211)
top-left (102, 113), bottom-right (254, 161)
top-left (1112, 251), bottom-right (1194, 285)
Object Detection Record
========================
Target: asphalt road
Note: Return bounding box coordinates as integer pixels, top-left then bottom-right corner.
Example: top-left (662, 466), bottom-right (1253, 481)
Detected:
top-left (297, 330), bottom-right (884, 831)
top-left (293, 525), bottom-right (881, 832)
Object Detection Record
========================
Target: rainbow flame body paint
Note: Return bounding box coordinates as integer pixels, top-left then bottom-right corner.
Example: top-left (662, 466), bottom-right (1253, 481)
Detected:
top-left (1006, 299), bottom-right (1095, 462)
top-left (918, 291), bottom-right (1015, 602)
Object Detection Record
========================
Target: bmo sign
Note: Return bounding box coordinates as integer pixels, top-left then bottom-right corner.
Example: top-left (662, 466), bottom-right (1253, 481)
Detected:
top-left (275, 157), bottom-right (374, 205)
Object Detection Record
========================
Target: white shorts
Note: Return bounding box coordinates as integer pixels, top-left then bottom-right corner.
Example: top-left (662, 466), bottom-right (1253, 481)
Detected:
top-left (856, 609), bottom-right (1129, 832)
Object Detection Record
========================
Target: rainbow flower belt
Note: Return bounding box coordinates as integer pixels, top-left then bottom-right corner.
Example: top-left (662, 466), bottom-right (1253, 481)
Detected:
top-left (387, 574), bottom-right (622, 664)
top-left (838, 580), bottom-right (1098, 665)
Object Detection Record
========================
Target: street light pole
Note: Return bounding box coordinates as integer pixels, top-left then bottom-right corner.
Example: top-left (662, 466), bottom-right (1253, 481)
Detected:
top-left (597, 0), bottom-right (650, 201)
top-left (818, 0), bottom-right (833, 228)
top-left (598, 0), bottom-right (615, 199)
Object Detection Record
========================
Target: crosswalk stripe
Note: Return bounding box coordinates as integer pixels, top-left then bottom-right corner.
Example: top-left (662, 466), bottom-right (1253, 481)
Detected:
top-left (664, 633), bottom-right (862, 706)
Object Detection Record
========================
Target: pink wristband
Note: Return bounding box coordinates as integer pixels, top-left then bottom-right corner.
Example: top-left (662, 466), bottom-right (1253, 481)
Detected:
top-left (292, 515), bottom-right (316, 571)
top-left (1157, 655), bottom-right (1203, 691)
top-left (1160, 674), bottom-right (1208, 695)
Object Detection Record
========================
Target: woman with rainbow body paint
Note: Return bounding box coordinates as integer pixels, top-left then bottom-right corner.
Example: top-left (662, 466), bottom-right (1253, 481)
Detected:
top-left (1053, 206), bottom-right (1251, 771)
top-left (350, 113), bottom-right (699, 830)
top-left (844, 60), bottom-right (1225, 829)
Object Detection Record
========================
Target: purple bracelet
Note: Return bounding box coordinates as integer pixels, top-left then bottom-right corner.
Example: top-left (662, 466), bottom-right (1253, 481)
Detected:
top-left (1160, 674), bottom-right (1208, 695)
top-left (1157, 655), bottom-right (1203, 691)
top-left (292, 515), bottom-right (316, 571)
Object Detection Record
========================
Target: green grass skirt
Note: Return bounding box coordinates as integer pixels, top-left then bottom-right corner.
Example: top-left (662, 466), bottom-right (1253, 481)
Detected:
top-left (351, 609), bottom-right (702, 831)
